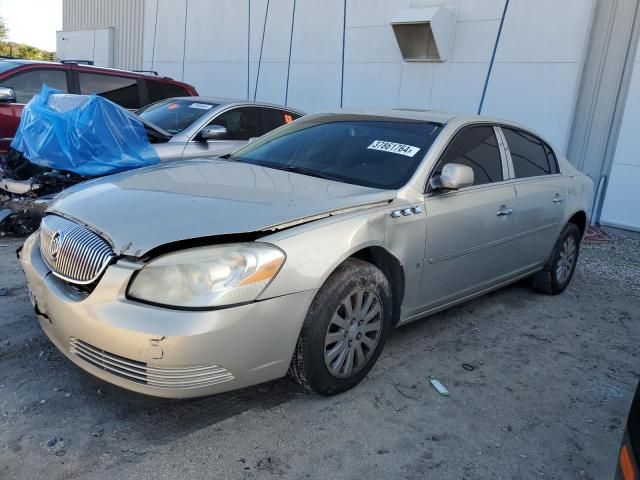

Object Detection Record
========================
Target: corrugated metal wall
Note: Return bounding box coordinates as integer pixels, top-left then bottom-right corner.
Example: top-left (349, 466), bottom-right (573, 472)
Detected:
top-left (62, 0), bottom-right (144, 70)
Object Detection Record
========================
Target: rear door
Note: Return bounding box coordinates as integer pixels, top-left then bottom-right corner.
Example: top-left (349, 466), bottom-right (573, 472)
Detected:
top-left (418, 125), bottom-right (519, 312)
top-left (499, 126), bottom-right (567, 269)
top-left (0, 67), bottom-right (71, 152)
top-left (181, 106), bottom-right (262, 160)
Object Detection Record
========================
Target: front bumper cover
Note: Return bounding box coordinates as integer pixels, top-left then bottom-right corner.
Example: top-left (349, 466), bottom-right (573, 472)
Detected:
top-left (20, 232), bottom-right (316, 398)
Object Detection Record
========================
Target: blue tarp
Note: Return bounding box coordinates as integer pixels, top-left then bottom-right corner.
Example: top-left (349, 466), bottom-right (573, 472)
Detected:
top-left (11, 85), bottom-right (160, 176)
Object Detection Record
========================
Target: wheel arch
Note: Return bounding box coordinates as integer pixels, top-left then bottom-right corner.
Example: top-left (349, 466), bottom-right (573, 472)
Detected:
top-left (349, 246), bottom-right (405, 327)
top-left (568, 210), bottom-right (587, 238)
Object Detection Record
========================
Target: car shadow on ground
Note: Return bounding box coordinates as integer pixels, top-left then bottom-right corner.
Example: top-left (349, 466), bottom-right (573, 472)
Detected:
top-left (18, 279), bottom-right (530, 446)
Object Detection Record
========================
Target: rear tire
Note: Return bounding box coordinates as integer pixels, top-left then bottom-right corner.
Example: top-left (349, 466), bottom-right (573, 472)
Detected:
top-left (531, 223), bottom-right (581, 295)
top-left (289, 258), bottom-right (392, 396)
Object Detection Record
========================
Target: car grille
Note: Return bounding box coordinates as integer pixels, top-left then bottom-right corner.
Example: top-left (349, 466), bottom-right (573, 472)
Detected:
top-left (40, 215), bottom-right (115, 285)
top-left (69, 338), bottom-right (235, 389)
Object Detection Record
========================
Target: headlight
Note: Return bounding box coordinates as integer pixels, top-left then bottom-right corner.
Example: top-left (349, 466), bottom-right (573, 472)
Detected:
top-left (127, 243), bottom-right (285, 308)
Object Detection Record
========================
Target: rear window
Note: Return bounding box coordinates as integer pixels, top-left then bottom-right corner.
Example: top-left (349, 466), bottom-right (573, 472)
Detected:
top-left (137, 99), bottom-right (218, 135)
top-left (230, 117), bottom-right (442, 189)
top-left (78, 72), bottom-right (140, 109)
top-left (146, 79), bottom-right (192, 103)
top-left (502, 127), bottom-right (559, 178)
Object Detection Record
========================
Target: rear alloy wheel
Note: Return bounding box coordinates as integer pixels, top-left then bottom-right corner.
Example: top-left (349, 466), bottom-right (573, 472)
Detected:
top-left (289, 258), bottom-right (392, 396)
top-left (531, 222), bottom-right (581, 295)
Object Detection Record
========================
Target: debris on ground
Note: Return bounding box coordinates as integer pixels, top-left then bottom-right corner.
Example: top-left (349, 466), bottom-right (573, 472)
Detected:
top-left (429, 377), bottom-right (450, 396)
top-left (584, 225), bottom-right (612, 244)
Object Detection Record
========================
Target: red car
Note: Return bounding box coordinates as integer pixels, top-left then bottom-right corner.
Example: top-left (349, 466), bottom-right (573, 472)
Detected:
top-left (0, 59), bottom-right (198, 153)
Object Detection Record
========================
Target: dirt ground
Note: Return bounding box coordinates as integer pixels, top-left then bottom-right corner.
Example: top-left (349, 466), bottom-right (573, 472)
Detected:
top-left (0, 228), bottom-right (639, 480)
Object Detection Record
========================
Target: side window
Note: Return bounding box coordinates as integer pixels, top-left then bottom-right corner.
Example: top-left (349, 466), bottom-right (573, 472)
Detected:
top-left (261, 108), bottom-right (301, 134)
top-left (146, 79), bottom-right (191, 103)
top-left (208, 107), bottom-right (261, 141)
top-left (78, 72), bottom-right (140, 108)
top-left (502, 127), bottom-right (557, 178)
top-left (432, 126), bottom-right (503, 187)
top-left (544, 142), bottom-right (559, 174)
top-left (4, 69), bottom-right (68, 103)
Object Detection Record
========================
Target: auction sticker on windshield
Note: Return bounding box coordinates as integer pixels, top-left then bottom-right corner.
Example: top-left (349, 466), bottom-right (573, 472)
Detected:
top-left (188, 103), bottom-right (214, 110)
top-left (367, 140), bottom-right (420, 158)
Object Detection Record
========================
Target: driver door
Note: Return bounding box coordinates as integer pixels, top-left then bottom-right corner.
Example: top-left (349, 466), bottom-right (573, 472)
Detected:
top-left (418, 125), bottom-right (519, 312)
top-left (181, 107), bottom-right (262, 160)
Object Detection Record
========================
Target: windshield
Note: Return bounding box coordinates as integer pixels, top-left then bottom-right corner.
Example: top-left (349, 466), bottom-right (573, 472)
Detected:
top-left (137, 99), bottom-right (218, 135)
top-left (229, 115), bottom-right (443, 189)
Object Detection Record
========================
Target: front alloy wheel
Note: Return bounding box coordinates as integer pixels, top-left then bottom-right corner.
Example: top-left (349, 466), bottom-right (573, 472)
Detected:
top-left (290, 258), bottom-right (392, 396)
top-left (324, 288), bottom-right (383, 378)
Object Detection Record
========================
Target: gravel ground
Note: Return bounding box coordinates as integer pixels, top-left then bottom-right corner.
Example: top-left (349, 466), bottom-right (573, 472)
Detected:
top-left (0, 229), bottom-right (639, 480)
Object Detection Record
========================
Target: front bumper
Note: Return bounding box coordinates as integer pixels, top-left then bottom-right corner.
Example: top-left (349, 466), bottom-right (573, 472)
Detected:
top-left (20, 232), bottom-right (316, 398)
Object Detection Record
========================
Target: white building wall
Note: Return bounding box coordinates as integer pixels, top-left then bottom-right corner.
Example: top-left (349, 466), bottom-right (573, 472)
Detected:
top-left (62, 0), bottom-right (145, 70)
top-left (600, 44), bottom-right (640, 231)
top-left (142, 0), bottom-right (595, 154)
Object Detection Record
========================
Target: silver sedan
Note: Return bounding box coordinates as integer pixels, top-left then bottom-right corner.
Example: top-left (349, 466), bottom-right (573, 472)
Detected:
top-left (138, 96), bottom-right (305, 161)
top-left (19, 110), bottom-right (593, 398)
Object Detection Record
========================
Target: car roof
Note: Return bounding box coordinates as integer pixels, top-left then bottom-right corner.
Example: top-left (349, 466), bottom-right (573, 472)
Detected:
top-left (0, 58), bottom-right (187, 83)
top-left (314, 107), bottom-right (542, 132)
top-left (161, 96), bottom-right (306, 114)
top-left (316, 108), bottom-right (457, 124)
top-left (0, 58), bottom-right (59, 66)
top-left (298, 108), bottom-right (559, 149)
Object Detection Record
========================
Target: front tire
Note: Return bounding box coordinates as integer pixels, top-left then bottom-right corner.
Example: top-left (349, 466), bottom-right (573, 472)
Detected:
top-left (289, 258), bottom-right (392, 396)
top-left (531, 223), bottom-right (581, 295)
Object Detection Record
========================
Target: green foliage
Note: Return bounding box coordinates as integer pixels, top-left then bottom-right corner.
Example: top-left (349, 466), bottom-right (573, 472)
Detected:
top-left (0, 16), bottom-right (8, 42)
top-left (0, 15), bottom-right (54, 60)
top-left (0, 42), bottom-right (55, 61)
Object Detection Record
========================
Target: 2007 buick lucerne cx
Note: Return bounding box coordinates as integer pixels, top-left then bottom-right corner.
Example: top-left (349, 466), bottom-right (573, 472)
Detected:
top-left (19, 110), bottom-right (593, 398)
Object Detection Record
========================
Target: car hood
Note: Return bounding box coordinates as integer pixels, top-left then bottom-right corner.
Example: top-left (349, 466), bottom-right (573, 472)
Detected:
top-left (49, 159), bottom-right (395, 256)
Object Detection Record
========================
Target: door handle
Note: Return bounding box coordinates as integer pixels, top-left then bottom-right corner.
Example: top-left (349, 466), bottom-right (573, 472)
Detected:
top-left (496, 207), bottom-right (514, 217)
top-left (553, 194), bottom-right (565, 203)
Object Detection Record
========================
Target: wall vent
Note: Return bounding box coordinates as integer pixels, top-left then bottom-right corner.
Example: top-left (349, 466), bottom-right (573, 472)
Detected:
top-left (391, 7), bottom-right (456, 62)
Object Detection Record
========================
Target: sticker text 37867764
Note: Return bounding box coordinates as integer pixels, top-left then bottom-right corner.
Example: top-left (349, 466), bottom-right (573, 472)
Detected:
top-left (367, 140), bottom-right (420, 158)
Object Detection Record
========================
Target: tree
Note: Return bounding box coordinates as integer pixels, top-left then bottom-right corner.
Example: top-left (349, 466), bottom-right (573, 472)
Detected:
top-left (17, 45), bottom-right (40, 60)
top-left (0, 16), bottom-right (8, 43)
top-left (0, 16), bottom-right (53, 60)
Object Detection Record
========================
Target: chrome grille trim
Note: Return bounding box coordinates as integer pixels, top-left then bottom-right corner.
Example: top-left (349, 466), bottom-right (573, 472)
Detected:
top-left (40, 215), bottom-right (115, 285)
top-left (69, 338), bottom-right (234, 389)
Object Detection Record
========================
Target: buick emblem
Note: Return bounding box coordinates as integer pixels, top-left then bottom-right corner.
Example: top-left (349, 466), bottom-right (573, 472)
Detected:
top-left (49, 232), bottom-right (62, 261)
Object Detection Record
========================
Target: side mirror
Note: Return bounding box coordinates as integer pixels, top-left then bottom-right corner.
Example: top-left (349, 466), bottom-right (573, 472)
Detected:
top-left (429, 163), bottom-right (474, 191)
top-left (0, 87), bottom-right (16, 103)
top-left (199, 125), bottom-right (227, 141)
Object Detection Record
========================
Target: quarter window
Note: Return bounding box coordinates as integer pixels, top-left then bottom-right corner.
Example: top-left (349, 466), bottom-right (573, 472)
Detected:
top-left (4, 69), bottom-right (68, 103)
top-left (502, 127), bottom-right (558, 178)
top-left (262, 108), bottom-right (301, 134)
top-left (78, 72), bottom-right (140, 108)
top-left (146, 79), bottom-right (191, 103)
top-left (433, 126), bottom-right (503, 187)
top-left (208, 107), bottom-right (261, 141)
